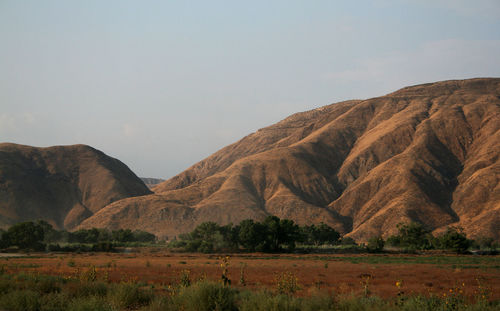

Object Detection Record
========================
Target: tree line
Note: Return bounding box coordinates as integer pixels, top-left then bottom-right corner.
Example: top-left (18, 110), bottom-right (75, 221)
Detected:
top-left (0, 220), bottom-right (156, 252)
top-left (0, 218), bottom-right (497, 254)
top-left (170, 217), bottom-right (498, 254)
top-left (169, 216), bottom-right (349, 253)
top-left (368, 222), bottom-right (498, 253)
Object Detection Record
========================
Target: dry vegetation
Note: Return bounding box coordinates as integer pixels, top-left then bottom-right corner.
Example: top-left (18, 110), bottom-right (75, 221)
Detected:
top-left (1, 250), bottom-right (499, 301)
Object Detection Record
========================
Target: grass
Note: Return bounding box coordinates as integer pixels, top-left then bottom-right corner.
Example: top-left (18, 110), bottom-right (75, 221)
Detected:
top-left (245, 254), bottom-right (500, 268)
top-left (0, 270), bottom-right (496, 311)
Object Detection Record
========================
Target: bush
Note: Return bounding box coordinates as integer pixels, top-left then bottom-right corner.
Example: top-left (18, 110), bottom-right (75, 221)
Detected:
top-left (39, 292), bottom-right (69, 311)
top-left (66, 281), bottom-right (108, 298)
top-left (237, 290), bottom-right (335, 311)
top-left (340, 237), bottom-right (357, 245)
top-left (67, 296), bottom-right (112, 311)
top-left (108, 283), bottom-right (153, 310)
top-left (172, 281), bottom-right (237, 311)
top-left (0, 289), bottom-right (41, 311)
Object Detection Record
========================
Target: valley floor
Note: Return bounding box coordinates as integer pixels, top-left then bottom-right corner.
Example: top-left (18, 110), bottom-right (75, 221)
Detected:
top-left (2, 250), bottom-right (499, 300)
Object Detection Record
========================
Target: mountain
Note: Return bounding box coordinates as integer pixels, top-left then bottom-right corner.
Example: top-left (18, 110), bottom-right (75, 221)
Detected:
top-left (79, 78), bottom-right (500, 241)
top-left (140, 178), bottom-right (165, 189)
top-left (0, 143), bottom-right (151, 229)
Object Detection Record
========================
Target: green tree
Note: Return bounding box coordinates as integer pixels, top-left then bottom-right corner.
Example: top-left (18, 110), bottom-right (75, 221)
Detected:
top-left (301, 223), bottom-right (340, 246)
top-left (366, 236), bottom-right (385, 253)
top-left (2, 221), bottom-right (45, 250)
top-left (279, 218), bottom-right (300, 251)
top-left (262, 216), bottom-right (300, 252)
top-left (111, 229), bottom-right (134, 242)
top-left (386, 222), bottom-right (433, 250)
top-left (237, 219), bottom-right (267, 251)
top-left (439, 227), bottom-right (471, 254)
top-left (131, 230), bottom-right (156, 243)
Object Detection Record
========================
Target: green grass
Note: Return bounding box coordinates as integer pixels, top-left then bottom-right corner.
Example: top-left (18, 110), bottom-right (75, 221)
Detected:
top-left (244, 254), bottom-right (500, 268)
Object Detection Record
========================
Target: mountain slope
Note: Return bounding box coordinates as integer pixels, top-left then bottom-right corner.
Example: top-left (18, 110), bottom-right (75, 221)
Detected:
top-left (80, 78), bottom-right (500, 241)
top-left (0, 143), bottom-right (151, 229)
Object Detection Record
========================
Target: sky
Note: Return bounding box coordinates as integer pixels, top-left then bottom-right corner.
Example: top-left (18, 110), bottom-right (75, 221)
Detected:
top-left (1, 0), bottom-right (500, 179)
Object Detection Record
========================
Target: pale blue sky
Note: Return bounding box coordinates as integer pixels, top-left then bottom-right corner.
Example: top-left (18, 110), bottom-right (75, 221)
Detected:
top-left (1, 0), bottom-right (500, 178)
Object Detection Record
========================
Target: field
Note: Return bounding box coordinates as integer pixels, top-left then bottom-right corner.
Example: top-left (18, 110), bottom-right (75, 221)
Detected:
top-left (1, 249), bottom-right (499, 301)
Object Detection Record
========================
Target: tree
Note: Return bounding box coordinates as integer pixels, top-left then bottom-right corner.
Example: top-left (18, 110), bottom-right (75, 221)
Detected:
top-left (279, 218), bottom-right (300, 251)
top-left (366, 236), bottom-right (385, 253)
top-left (262, 216), bottom-right (300, 252)
top-left (2, 221), bottom-right (45, 250)
top-left (237, 219), bottom-right (267, 251)
top-left (439, 227), bottom-right (471, 254)
top-left (111, 229), bottom-right (134, 242)
top-left (301, 223), bottom-right (340, 246)
top-left (386, 222), bottom-right (433, 250)
top-left (132, 230), bottom-right (156, 243)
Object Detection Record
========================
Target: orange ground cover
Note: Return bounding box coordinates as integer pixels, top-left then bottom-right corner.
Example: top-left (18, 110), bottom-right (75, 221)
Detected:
top-left (1, 251), bottom-right (499, 300)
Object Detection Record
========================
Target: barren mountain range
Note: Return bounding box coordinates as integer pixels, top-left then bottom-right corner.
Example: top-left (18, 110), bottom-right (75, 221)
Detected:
top-left (76, 78), bottom-right (500, 241)
top-left (1, 78), bottom-right (499, 241)
top-left (0, 144), bottom-right (151, 229)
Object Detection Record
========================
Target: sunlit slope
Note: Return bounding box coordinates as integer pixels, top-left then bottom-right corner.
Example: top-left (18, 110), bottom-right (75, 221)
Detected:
top-left (80, 78), bottom-right (500, 241)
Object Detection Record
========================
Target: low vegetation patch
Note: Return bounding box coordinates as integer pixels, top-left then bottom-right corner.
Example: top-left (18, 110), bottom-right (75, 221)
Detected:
top-left (0, 271), bottom-right (497, 311)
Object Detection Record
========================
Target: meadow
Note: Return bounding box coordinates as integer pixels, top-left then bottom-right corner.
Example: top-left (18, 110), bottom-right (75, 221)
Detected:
top-left (0, 249), bottom-right (498, 310)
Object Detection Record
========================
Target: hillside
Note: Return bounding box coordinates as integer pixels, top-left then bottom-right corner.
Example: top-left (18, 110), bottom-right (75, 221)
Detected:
top-left (79, 78), bottom-right (499, 241)
top-left (0, 143), bottom-right (151, 229)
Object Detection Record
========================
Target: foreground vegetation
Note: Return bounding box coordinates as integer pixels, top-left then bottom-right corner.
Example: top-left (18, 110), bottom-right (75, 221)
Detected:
top-left (0, 269), bottom-right (497, 311)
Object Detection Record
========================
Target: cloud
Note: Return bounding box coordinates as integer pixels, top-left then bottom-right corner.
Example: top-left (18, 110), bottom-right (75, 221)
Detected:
top-left (0, 113), bottom-right (17, 134)
top-left (122, 123), bottom-right (138, 138)
top-left (0, 112), bottom-right (37, 136)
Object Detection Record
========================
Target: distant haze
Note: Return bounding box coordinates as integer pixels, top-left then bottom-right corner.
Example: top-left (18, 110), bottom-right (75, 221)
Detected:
top-left (1, 0), bottom-right (499, 178)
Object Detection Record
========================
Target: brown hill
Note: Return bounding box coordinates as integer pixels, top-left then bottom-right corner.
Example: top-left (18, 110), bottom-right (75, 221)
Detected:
top-left (80, 78), bottom-right (500, 241)
top-left (0, 143), bottom-right (151, 229)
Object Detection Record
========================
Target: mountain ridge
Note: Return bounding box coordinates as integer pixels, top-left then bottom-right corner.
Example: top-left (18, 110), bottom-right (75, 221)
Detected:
top-left (0, 143), bottom-right (151, 229)
top-left (80, 78), bottom-right (500, 241)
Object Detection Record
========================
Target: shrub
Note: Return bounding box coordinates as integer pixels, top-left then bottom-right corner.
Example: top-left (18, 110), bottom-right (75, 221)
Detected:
top-left (172, 281), bottom-right (237, 311)
top-left (0, 289), bottom-right (41, 311)
top-left (67, 296), bottom-right (112, 311)
top-left (35, 275), bottom-right (61, 294)
top-left (39, 292), bottom-right (69, 311)
top-left (65, 281), bottom-right (108, 298)
top-left (237, 291), bottom-right (302, 311)
top-left (340, 237), bottom-right (357, 245)
top-left (108, 283), bottom-right (153, 310)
